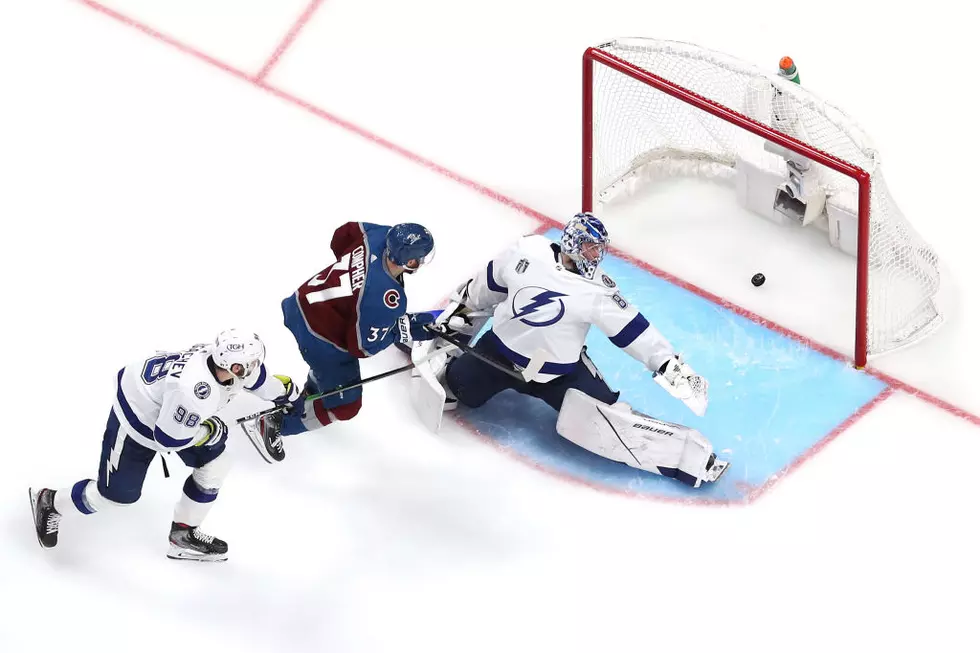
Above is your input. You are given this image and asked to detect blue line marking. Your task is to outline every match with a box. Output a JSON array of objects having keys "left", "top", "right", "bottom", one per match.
[{"left": 457, "top": 229, "right": 886, "bottom": 501}]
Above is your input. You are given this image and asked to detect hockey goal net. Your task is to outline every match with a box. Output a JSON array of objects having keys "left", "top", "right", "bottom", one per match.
[{"left": 583, "top": 38, "right": 941, "bottom": 367}]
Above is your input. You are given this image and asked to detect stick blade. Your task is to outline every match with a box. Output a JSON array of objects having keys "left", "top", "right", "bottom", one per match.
[
  {"left": 410, "top": 345, "right": 455, "bottom": 433},
  {"left": 520, "top": 349, "right": 549, "bottom": 382}
]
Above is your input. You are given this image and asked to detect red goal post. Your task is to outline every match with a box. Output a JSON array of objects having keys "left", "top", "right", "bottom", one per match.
[{"left": 582, "top": 39, "right": 942, "bottom": 369}]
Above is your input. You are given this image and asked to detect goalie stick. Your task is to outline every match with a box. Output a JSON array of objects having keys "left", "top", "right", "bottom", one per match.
[
  {"left": 424, "top": 325, "right": 548, "bottom": 383},
  {"left": 410, "top": 327, "right": 550, "bottom": 434}
]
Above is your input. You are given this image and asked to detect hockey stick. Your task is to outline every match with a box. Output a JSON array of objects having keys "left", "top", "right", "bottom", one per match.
[
  {"left": 425, "top": 326, "right": 548, "bottom": 383},
  {"left": 235, "top": 342, "right": 457, "bottom": 426}
]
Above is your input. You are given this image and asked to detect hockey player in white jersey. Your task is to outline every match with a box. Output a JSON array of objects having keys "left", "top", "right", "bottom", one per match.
[
  {"left": 422, "top": 213, "right": 728, "bottom": 487},
  {"left": 28, "top": 329, "right": 300, "bottom": 561}
]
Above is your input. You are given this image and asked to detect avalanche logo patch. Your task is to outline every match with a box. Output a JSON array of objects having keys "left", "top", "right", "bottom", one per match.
[
  {"left": 384, "top": 289, "right": 401, "bottom": 309},
  {"left": 510, "top": 286, "right": 568, "bottom": 327},
  {"left": 194, "top": 382, "right": 211, "bottom": 400},
  {"left": 601, "top": 274, "right": 616, "bottom": 288}
]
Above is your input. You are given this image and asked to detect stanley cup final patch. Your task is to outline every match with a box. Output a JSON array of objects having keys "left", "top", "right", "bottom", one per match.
[{"left": 601, "top": 274, "right": 616, "bottom": 288}]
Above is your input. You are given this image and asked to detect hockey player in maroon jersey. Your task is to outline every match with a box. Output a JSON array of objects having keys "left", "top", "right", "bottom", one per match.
[{"left": 246, "top": 222, "right": 437, "bottom": 462}]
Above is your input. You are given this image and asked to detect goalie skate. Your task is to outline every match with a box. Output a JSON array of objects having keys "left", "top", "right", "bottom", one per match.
[{"left": 704, "top": 453, "right": 730, "bottom": 484}]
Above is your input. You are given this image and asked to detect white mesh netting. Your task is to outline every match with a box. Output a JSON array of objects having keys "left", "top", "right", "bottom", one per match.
[{"left": 589, "top": 38, "right": 941, "bottom": 360}]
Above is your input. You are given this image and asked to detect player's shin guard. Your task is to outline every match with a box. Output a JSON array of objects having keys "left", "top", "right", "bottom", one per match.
[{"left": 556, "top": 389, "right": 729, "bottom": 487}]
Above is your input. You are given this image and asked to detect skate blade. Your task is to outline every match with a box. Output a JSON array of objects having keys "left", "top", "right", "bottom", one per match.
[
  {"left": 239, "top": 421, "right": 276, "bottom": 465},
  {"left": 167, "top": 544, "right": 228, "bottom": 563},
  {"left": 27, "top": 487, "right": 49, "bottom": 550}
]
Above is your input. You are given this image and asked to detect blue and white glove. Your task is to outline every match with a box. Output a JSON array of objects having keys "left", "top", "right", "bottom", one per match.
[
  {"left": 195, "top": 416, "right": 228, "bottom": 448},
  {"left": 397, "top": 312, "right": 438, "bottom": 345}
]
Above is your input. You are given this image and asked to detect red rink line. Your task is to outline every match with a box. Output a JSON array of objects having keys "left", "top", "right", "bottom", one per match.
[
  {"left": 451, "top": 412, "right": 732, "bottom": 506},
  {"left": 255, "top": 0, "right": 325, "bottom": 82},
  {"left": 74, "top": 0, "right": 554, "bottom": 228},
  {"left": 744, "top": 386, "right": 895, "bottom": 503},
  {"left": 73, "top": 0, "right": 980, "bottom": 439},
  {"left": 455, "top": 385, "right": 893, "bottom": 506}
]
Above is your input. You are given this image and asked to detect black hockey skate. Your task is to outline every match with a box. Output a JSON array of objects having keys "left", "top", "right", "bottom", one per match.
[
  {"left": 241, "top": 409, "right": 285, "bottom": 463},
  {"left": 167, "top": 522, "right": 228, "bottom": 562},
  {"left": 28, "top": 487, "right": 62, "bottom": 549}
]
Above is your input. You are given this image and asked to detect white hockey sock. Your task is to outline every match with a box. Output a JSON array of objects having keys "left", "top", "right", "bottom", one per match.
[
  {"left": 173, "top": 479, "right": 217, "bottom": 527},
  {"left": 54, "top": 480, "right": 115, "bottom": 515},
  {"left": 172, "top": 456, "right": 229, "bottom": 526}
]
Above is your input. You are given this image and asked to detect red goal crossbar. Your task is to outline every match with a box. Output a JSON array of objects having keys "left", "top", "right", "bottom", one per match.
[{"left": 582, "top": 47, "right": 872, "bottom": 368}]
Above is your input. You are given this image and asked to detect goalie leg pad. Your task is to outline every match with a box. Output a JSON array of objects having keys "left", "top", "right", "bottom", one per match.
[{"left": 556, "top": 389, "right": 720, "bottom": 487}]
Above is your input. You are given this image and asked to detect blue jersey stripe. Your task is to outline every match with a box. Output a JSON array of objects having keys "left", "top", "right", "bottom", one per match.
[
  {"left": 182, "top": 476, "right": 218, "bottom": 504},
  {"left": 246, "top": 364, "right": 267, "bottom": 391},
  {"left": 610, "top": 313, "right": 650, "bottom": 348},
  {"left": 154, "top": 426, "right": 193, "bottom": 449},
  {"left": 71, "top": 480, "right": 96, "bottom": 515},
  {"left": 488, "top": 331, "right": 577, "bottom": 376},
  {"left": 115, "top": 370, "right": 154, "bottom": 439},
  {"left": 487, "top": 261, "right": 507, "bottom": 294}
]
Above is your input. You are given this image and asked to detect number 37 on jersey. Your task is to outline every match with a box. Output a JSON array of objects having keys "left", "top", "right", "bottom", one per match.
[{"left": 304, "top": 245, "right": 368, "bottom": 305}]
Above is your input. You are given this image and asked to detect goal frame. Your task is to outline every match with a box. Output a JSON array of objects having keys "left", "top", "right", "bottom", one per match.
[{"left": 582, "top": 46, "right": 873, "bottom": 368}]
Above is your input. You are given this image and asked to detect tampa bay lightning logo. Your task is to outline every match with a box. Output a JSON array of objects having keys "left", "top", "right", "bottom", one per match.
[{"left": 510, "top": 286, "right": 568, "bottom": 327}]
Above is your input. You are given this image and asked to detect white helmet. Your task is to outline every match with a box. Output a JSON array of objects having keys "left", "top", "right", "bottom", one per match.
[{"left": 211, "top": 329, "right": 265, "bottom": 382}]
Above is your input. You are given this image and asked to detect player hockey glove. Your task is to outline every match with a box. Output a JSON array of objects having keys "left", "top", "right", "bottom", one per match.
[
  {"left": 397, "top": 312, "right": 438, "bottom": 345},
  {"left": 195, "top": 416, "right": 228, "bottom": 448},
  {"left": 272, "top": 374, "right": 302, "bottom": 406}
]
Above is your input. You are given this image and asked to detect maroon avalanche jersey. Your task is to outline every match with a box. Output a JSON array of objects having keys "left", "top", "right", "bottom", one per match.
[{"left": 293, "top": 222, "right": 408, "bottom": 358}]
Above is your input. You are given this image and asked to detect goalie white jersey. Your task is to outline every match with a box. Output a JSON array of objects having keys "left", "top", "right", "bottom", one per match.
[
  {"left": 115, "top": 344, "right": 287, "bottom": 452},
  {"left": 465, "top": 234, "right": 675, "bottom": 383}
]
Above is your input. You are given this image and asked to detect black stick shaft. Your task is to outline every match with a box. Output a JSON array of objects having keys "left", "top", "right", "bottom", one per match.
[
  {"left": 427, "top": 328, "right": 527, "bottom": 382},
  {"left": 235, "top": 345, "right": 446, "bottom": 425}
]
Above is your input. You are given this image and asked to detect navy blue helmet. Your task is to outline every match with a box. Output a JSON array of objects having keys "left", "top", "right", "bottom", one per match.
[{"left": 385, "top": 223, "right": 435, "bottom": 270}]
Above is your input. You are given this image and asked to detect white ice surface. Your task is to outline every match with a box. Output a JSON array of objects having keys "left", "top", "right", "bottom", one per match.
[{"left": 1, "top": 1, "right": 978, "bottom": 652}]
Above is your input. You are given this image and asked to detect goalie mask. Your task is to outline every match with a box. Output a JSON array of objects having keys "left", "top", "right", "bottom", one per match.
[
  {"left": 211, "top": 329, "right": 265, "bottom": 384},
  {"left": 560, "top": 212, "right": 610, "bottom": 280}
]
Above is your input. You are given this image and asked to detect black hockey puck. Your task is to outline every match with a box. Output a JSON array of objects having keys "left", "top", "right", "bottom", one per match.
[{"left": 751, "top": 273, "right": 766, "bottom": 287}]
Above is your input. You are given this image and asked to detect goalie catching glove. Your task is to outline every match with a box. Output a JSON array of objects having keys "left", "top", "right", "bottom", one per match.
[{"left": 654, "top": 355, "right": 709, "bottom": 417}]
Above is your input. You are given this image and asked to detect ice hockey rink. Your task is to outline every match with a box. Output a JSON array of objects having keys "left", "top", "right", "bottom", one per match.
[{"left": 2, "top": 0, "right": 978, "bottom": 651}]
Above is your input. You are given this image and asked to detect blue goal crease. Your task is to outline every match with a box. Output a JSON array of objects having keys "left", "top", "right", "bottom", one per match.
[{"left": 454, "top": 229, "right": 887, "bottom": 502}]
